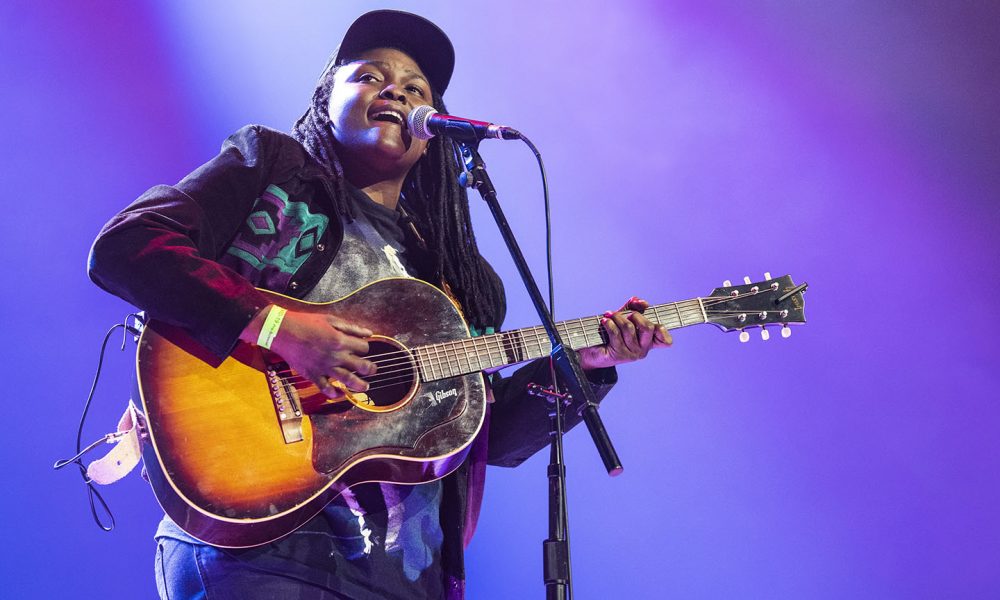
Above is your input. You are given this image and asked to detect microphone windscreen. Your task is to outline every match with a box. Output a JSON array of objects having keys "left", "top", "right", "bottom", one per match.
[{"left": 408, "top": 105, "right": 438, "bottom": 140}]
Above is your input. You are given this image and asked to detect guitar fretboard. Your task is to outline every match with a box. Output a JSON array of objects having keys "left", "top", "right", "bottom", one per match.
[{"left": 414, "top": 298, "right": 707, "bottom": 381}]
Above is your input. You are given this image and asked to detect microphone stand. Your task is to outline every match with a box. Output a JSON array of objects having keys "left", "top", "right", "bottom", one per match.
[{"left": 457, "top": 140, "right": 624, "bottom": 600}]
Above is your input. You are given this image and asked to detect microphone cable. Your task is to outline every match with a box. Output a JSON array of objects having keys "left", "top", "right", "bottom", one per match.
[{"left": 516, "top": 133, "right": 556, "bottom": 319}]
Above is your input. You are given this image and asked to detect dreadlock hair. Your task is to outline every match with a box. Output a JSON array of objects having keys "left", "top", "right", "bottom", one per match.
[{"left": 291, "top": 57, "right": 506, "bottom": 332}]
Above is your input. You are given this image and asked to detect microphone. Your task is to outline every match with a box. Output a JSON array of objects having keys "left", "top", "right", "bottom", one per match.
[{"left": 408, "top": 105, "right": 520, "bottom": 141}]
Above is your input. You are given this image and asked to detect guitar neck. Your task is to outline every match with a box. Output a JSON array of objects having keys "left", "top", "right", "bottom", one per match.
[{"left": 415, "top": 298, "right": 707, "bottom": 381}]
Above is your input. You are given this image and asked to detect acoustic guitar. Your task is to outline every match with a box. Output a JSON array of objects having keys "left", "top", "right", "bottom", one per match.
[{"left": 135, "top": 274, "right": 807, "bottom": 547}]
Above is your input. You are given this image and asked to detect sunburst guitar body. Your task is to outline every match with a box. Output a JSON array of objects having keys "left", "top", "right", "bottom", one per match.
[{"left": 137, "top": 278, "right": 485, "bottom": 548}]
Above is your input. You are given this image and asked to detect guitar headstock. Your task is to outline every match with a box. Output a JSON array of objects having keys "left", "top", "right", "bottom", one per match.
[{"left": 704, "top": 273, "right": 807, "bottom": 341}]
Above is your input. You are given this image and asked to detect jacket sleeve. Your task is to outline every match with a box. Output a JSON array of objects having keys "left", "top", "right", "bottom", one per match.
[
  {"left": 88, "top": 125, "right": 278, "bottom": 358},
  {"left": 486, "top": 360, "right": 617, "bottom": 467}
]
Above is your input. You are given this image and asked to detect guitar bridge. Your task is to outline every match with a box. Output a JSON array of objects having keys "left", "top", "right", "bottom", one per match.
[{"left": 265, "top": 361, "right": 304, "bottom": 444}]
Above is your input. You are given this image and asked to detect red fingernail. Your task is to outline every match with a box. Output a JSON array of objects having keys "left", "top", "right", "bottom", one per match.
[{"left": 604, "top": 311, "right": 614, "bottom": 318}]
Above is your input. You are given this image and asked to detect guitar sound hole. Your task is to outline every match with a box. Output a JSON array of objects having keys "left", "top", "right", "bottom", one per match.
[{"left": 362, "top": 337, "right": 417, "bottom": 410}]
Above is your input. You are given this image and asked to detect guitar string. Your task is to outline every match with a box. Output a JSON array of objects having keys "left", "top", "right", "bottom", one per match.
[
  {"left": 273, "top": 307, "right": 778, "bottom": 389},
  {"left": 271, "top": 297, "right": 723, "bottom": 378},
  {"left": 278, "top": 319, "right": 789, "bottom": 393},
  {"left": 268, "top": 294, "right": 775, "bottom": 387},
  {"left": 271, "top": 291, "right": 766, "bottom": 385},
  {"left": 270, "top": 303, "right": 768, "bottom": 390},
  {"left": 271, "top": 305, "right": 710, "bottom": 385}
]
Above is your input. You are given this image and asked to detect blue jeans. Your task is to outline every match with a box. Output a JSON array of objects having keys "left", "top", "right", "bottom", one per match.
[
  {"left": 155, "top": 536, "right": 362, "bottom": 600},
  {"left": 154, "top": 531, "right": 449, "bottom": 599},
  {"left": 152, "top": 481, "right": 448, "bottom": 599}
]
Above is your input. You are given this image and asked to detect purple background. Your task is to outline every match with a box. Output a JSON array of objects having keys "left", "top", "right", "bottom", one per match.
[{"left": 4, "top": 1, "right": 998, "bottom": 597}]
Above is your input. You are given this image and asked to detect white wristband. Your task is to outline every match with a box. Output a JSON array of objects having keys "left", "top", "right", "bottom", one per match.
[{"left": 256, "top": 305, "right": 287, "bottom": 350}]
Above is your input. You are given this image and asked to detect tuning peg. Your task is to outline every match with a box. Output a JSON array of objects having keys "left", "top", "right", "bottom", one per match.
[
  {"left": 760, "top": 328, "right": 770, "bottom": 341},
  {"left": 781, "top": 325, "right": 792, "bottom": 338},
  {"left": 743, "top": 276, "right": 752, "bottom": 284},
  {"left": 764, "top": 272, "right": 772, "bottom": 280},
  {"left": 723, "top": 279, "right": 732, "bottom": 287},
  {"left": 739, "top": 331, "right": 750, "bottom": 343}
]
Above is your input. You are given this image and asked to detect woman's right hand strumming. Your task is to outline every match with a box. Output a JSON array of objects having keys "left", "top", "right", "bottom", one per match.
[{"left": 240, "top": 306, "right": 376, "bottom": 399}]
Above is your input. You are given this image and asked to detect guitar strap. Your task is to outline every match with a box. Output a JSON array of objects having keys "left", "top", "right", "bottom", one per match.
[
  {"left": 86, "top": 400, "right": 148, "bottom": 485},
  {"left": 398, "top": 201, "right": 468, "bottom": 322},
  {"left": 437, "top": 278, "right": 467, "bottom": 321}
]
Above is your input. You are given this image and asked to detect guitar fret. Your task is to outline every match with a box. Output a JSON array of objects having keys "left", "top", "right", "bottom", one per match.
[
  {"left": 560, "top": 321, "right": 575, "bottom": 351},
  {"left": 447, "top": 341, "right": 460, "bottom": 378},
  {"left": 672, "top": 302, "right": 684, "bottom": 328},
  {"left": 502, "top": 332, "right": 515, "bottom": 364},
  {"left": 576, "top": 318, "right": 589, "bottom": 348},
  {"left": 456, "top": 341, "right": 467, "bottom": 376},
  {"left": 523, "top": 329, "right": 534, "bottom": 359},
  {"left": 564, "top": 322, "right": 579, "bottom": 348},
  {"left": 429, "top": 343, "right": 441, "bottom": 380},
  {"left": 439, "top": 342, "right": 451, "bottom": 378},
  {"left": 534, "top": 327, "right": 547, "bottom": 359},
  {"left": 480, "top": 335, "right": 502, "bottom": 369},
  {"left": 471, "top": 336, "right": 485, "bottom": 372},
  {"left": 577, "top": 320, "right": 591, "bottom": 348},
  {"left": 650, "top": 305, "right": 665, "bottom": 329},
  {"left": 512, "top": 331, "right": 527, "bottom": 363},
  {"left": 461, "top": 339, "right": 474, "bottom": 375},
  {"left": 449, "top": 341, "right": 460, "bottom": 376},
  {"left": 453, "top": 341, "right": 461, "bottom": 374},
  {"left": 492, "top": 333, "right": 506, "bottom": 368},
  {"left": 569, "top": 319, "right": 583, "bottom": 350},
  {"left": 418, "top": 345, "right": 429, "bottom": 380},
  {"left": 441, "top": 343, "right": 451, "bottom": 377},
  {"left": 420, "top": 345, "right": 432, "bottom": 380},
  {"left": 435, "top": 342, "right": 448, "bottom": 379},
  {"left": 414, "top": 346, "right": 427, "bottom": 380}
]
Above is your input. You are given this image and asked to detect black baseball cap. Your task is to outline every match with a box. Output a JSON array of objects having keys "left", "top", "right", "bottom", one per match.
[{"left": 333, "top": 10, "right": 455, "bottom": 96}]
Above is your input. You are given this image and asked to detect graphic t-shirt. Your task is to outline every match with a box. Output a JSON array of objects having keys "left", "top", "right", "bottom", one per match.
[{"left": 301, "top": 186, "right": 445, "bottom": 598}]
